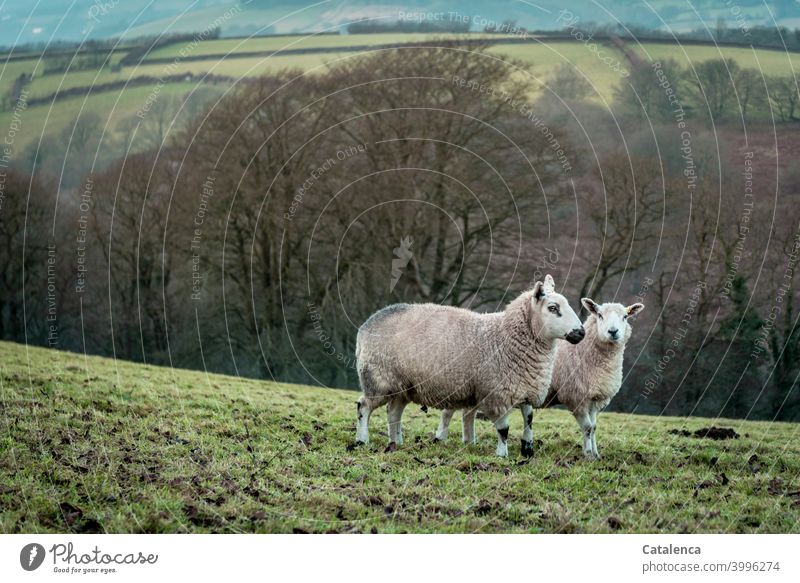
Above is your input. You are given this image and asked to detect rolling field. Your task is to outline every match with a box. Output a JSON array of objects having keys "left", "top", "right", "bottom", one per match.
[
  {"left": 0, "top": 340, "right": 798, "bottom": 533},
  {"left": 488, "top": 41, "right": 630, "bottom": 101},
  {"left": 0, "top": 34, "right": 628, "bottom": 153},
  {"left": 1, "top": 35, "right": 798, "bottom": 158},
  {"left": 0, "top": 82, "right": 198, "bottom": 156},
  {"left": 144, "top": 32, "right": 521, "bottom": 60}
]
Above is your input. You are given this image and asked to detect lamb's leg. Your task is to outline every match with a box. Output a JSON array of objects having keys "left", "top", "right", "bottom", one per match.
[
  {"left": 520, "top": 404, "right": 534, "bottom": 458},
  {"left": 435, "top": 409, "right": 454, "bottom": 442},
  {"left": 387, "top": 399, "right": 408, "bottom": 446},
  {"left": 462, "top": 407, "right": 477, "bottom": 444},
  {"left": 355, "top": 396, "right": 373, "bottom": 444},
  {"left": 589, "top": 406, "right": 600, "bottom": 458},
  {"left": 493, "top": 413, "right": 510, "bottom": 458},
  {"left": 575, "top": 409, "right": 597, "bottom": 460}
]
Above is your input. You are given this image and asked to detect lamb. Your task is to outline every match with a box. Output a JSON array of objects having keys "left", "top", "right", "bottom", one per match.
[
  {"left": 354, "top": 274, "right": 585, "bottom": 457},
  {"left": 436, "top": 297, "right": 644, "bottom": 459}
]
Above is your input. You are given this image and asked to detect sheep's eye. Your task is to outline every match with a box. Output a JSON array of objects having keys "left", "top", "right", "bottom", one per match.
[
  {"left": 548, "top": 305, "right": 558, "bottom": 313},
  {"left": 597, "top": 313, "right": 603, "bottom": 320}
]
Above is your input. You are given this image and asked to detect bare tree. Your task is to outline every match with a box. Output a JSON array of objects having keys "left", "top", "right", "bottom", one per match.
[
  {"left": 766, "top": 75, "right": 800, "bottom": 122},
  {"left": 574, "top": 156, "right": 667, "bottom": 304},
  {"left": 686, "top": 58, "right": 739, "bottom": 121}
]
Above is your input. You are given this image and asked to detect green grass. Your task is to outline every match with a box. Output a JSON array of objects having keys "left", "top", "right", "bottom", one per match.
[
  {"left": 489, "top": 41, "right": 630, "bottom": 102},
  {"left": 1, "top": 340, "right": 798, "bottom": 533},
  {"left": 0, "top": 82, "right": 198, "bottom": 155},
  {"left": 129, "top": 52, "right": 357, "bottom": 77}
]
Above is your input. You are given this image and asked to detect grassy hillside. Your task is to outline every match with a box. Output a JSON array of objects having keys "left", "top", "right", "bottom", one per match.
[
  {"left": 488, "top": 41, "right": 630, "bottom": 100},
  {"left": 2, "top": 36, "right": 797, "bottom": 155},
  {"left": 0, "top": 340, "right": 797, "bottom": 533}
]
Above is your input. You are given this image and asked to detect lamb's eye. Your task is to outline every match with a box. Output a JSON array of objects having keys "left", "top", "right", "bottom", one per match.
[
  {"left": 548, "top": 305, "right": 558, "bottom": 313},
  {"left": 597, "top": 314, "right": 603, "bottom": 320}
]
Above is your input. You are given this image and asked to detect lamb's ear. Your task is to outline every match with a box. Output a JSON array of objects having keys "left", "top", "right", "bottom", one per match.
[
  {"left": 533, "top": 281, "right": 546, "bottom": 302},
  {"left": 626, "top": 303, "right": 644, "bottom": 317},
  {"left": 581, "top": 297, "right": 599, "bottom": 315},
  {"left": 543, "top": 274, "right": 555, "bottom": 294}
]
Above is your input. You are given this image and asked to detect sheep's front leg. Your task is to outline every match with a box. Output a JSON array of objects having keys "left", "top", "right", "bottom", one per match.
[
  {"left": 493, "top": 413, "right": 510, "bottom": 458},
  {"left": 435, "top": 409, "right": 454, "bottom": 441},
  {"left": 575, "top": 410, "right": 597, "bottom": 460},
  {"left": 355, "top": 397, "right": 373, "bottom": 444},
  {"left": 589, "top": 406, "right": 600, "bottom": 458},
  {"left": 520, "top": 404, "right": 534, "bottom": 458},
  {"left": 387, "top": 399, "right": 408, "bottom": 446},
  {"left": 462, "top": 407, "right": 477, "bottom": 444}
]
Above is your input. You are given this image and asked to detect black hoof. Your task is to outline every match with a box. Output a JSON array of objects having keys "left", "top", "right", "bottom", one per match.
[
  {"left": 384, "top": 442, "right": 397, "bottom": 453},
  {"left": 347, "top": 441, "right": 366, "bottom": 452},
  {"left": 520, "top": 439, "right": 534, "bottom": 458}
]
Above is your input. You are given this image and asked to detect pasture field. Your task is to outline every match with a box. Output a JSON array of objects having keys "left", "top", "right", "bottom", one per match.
[
  {"left": 0, "top": 82, "right": 198, "bottom": 154},
  {"left": 14, "top": 54, "right": 347, "bottom": 101},
  {"left": 1, "top": 36, "right": 798, "bottom": 168},
  {"left": 0, "top": 340, "right": 797, "bottom": 533},
  {"left": 144, "top": 32, "right": 520, "bottom": 60},
  {"left": 488, "top": 41, "right": 630, "bottom": 101},
  {"left": 0, "top": 35, "right": 628, "bottom": 152}
]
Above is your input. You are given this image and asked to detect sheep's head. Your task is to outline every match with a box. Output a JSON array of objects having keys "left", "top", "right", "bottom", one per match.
[
  {"left": 531, "top": 275, "right": 584, "bottom": 344},
  {"left": 581, "top": 298, "right": 644, "bottom": 345}
]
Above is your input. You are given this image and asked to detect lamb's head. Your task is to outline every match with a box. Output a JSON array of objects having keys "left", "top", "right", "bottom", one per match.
[
  {"left": 531, "top": 275, "right": 584, "bottom": 344},
  {"left": 581, "top": 298, "right": 644, "bottom": 345}
]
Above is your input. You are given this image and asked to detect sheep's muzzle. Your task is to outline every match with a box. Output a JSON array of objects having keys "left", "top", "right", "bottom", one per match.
[{"left": 565, "top": 327, "right": 585, "bottom": 344}]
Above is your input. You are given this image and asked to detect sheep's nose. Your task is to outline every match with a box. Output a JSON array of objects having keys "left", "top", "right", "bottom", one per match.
[
  {"left": 608, "top": 328, "right": 619, "bottom": 339},
  {"left": 565, "top": 327, "right": 585, "bottom": 344}
]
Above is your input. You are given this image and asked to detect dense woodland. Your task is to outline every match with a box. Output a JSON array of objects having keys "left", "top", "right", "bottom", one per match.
[{"left": 2, "top": 42, "right": 799, "bottom": 421}]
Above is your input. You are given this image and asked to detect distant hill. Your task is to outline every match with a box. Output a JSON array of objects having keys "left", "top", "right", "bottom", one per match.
[{"left": 2, "top": 0, "right": 800, "bottom": 47}]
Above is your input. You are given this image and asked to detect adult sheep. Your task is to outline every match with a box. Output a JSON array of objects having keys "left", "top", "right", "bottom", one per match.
[
  {"left": 437, "top": 298, "right": 644, "bottom": 459},
  {"left": 354, "top": 275, "right": 585, "bottom": 457}
]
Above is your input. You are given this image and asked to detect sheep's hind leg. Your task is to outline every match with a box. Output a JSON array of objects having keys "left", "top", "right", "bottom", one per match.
[
  {"left": 520, "top": 404, "right": 535, "bottom": 458},
  {"left": 493, "top": 413, "right": 510, "bottom": 458},
  {"left": 387, "top": 399, "right": 408, "bottom": 446},
  {"left": 576, "top": 409, "right": 598, "bottom": 460},
  {"left": 435, "top": 409, "right": 454, "bottom": 442},
  {"left": 462, "top": 407, "right": 477, "bottom": 444}
]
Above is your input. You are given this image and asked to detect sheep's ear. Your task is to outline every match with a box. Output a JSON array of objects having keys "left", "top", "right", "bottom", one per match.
[
  {"left": 533, "top": 281, "right": 546, "bottom": 302},
  {"left": 626, "top": 303, "right": 644, "bottom": 317},
  {"left": 543, "top": 274, "right": 555, "bottom": 294},
  {"left": 581, "top": 297, "right": 599, "bottom": 315}
]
